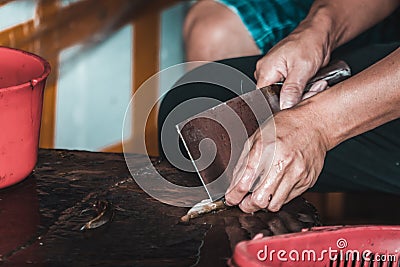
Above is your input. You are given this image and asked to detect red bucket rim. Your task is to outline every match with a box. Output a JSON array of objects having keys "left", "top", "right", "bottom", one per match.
[{"left": 0, "top": 46, "right": 51, "bottom": 92}]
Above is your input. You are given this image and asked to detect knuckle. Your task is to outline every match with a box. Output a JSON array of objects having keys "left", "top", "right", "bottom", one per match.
[
  {"left": 274, "top": 135, "right": 285, "bottom": 145},
  {"left": 253, "top": 131, "right": 264, "bottom": 142},
  {"left": 257, "top": 75, "right": 268, "bottom": 87},
  {"left": 256, "top": 59, "right": 264, "bottom": 70},
  {"left": 303, "top": 174, "right": 313, "bottom": 185},
  {"left": 245, "top": 156, "right": 260, "bottom": 172},
  {"left": 290, "top": 156, "right": 306, "bottom": 177},
  {"left": 292, "top": 163, "right": 305, "bottom": 177},
  {"left": 236, "top": 182, "right": 250, "bottom": 194},
  {"left": 249, "top": 143, "right": 262, "bottom": 162},
  {"left": 293, "top": 168, "right": 307, "bottom": 184}
]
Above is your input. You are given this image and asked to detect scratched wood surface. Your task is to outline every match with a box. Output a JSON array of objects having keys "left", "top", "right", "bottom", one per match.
[
  {"left": 0, "top": 149, "right": 323, "bottom": 266},
  {"left": 1, "top": 150, "right": 399, "bottom": 266}
]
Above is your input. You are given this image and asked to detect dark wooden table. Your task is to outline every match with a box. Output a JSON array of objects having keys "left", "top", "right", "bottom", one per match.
[{"left": 0, "top": 149, "right": 398, "bottom": 266}]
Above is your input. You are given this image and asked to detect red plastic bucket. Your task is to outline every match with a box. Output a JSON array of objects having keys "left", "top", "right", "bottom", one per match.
[{"left": 0, "top": 47, "right": 51, "bottom": 189}]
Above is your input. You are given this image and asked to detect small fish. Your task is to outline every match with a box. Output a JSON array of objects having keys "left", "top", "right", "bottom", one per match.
[
  {"left": 80, "top": 200, "right": 114, "bottom": 231},
  {"left": 180, "top": 198, "right": 228, "bottom": 223}
]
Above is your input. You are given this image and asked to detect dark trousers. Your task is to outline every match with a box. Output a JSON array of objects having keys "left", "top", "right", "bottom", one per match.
[{"left": 158, "top": 43, "right": 400, "bottom": 194}]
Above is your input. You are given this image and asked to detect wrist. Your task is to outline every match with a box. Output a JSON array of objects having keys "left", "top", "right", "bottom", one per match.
[
  {"left": 292, "top": 99, "right": 333, "bottom": 151},
  {"left": 299, "top": 3, "right": 341, "bottom": 59},
  {"left": 292, "top": 7, "right": 336, "bottom": 65}
]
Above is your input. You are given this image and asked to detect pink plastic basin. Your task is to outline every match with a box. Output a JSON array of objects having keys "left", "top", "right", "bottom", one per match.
[
  {"left": 0, "top": 47, "right": 51, "bottom": 189},
  {"left": 230, "top": 225, "right": 400, "bottom": 267}
]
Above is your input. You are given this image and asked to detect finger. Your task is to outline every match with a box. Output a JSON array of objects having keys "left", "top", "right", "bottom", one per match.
[
  {"left": 227, "top": 137, "right": 254, "bottom": 198},
  {"left": 237, "top": 194, "right": 257, "bottom": 213},
  {"left": 231, "top": 135, "right": 255, "bottom": 186},
  {"left": 280, "top": 66, "right": 311, "bottom": 109},
  {"left": 227, "top": 154, "right": 246, "bottom": 196},
  {"left": 255, "top": 59, "right": 285, "bottom": 89},
  {"left": 256, "top": 70, "right": 284, "bottom": 89},
  {"left": 226, "top": 161, "right": 257, "bottom": 206},
  {"left": 267, "top": 177, "right": 296, "bottom": 212},
  {"left": 225, "top": 139, "right": 264, "bottom": 206},
  {"left": 227, "top": 120, "right": 275, "bottom": 207},
  {"left": 226, "top": 126, "right": 276, "bottom": 207},
  {"left": 302, "top": 80, "right": 328, "bottom": 100},
  {"left": 238, "top": 160, "right": 284, "bottom": 213},
  {"left": 245, "top": 156, "right": 293, "bottom": 212}
]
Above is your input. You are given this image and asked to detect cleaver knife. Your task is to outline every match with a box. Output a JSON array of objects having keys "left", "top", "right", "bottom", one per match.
[{"left": 176, "top": 60, "right": 351, "bottom": 202}]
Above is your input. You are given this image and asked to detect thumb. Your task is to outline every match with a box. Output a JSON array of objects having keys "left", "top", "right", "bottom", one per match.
[{"left": 279, "top": 67, "right": 310, "bottom": 109}]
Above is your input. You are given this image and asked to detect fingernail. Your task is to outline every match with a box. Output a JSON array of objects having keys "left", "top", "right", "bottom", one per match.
[
  {"left": 309, "top": 80, "right": 328, "bottom": 92},
  {"left": 252, "top": 233, "right": 264, "bottom": 240},
  {"left": 224, "top": 195, "right": 233, "bottom": 206},
  {"left": 281, "top": 101, "right": 293, "bottom": 110}
]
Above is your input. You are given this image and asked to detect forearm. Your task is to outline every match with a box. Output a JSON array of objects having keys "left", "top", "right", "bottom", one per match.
[
  {"left": 299, "top": 48, "right": 400, "bottom": 150},
  {"left": 256, "top": 0, "right": 399, "bottom": 108},
  {"left": 299, "top": 0, "right": 400, "bottom": 54}
]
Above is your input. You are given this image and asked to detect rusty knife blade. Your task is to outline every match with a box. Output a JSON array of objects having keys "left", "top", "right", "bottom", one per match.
[{"left": 176, "top": 85, "right": 280, "bottom": 201}]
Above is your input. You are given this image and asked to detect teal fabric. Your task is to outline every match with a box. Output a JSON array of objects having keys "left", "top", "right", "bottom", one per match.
[
  {"left": 216, "top": 0, "right": 313, "bottom": 53},
  {"left": 216, "top": 0, "right": 400, "bottom": 54}
]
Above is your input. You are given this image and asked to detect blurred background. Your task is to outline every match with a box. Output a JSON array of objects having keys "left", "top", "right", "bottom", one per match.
[{"left": 0, "top": 0, "right": 190, "bottom": 155}]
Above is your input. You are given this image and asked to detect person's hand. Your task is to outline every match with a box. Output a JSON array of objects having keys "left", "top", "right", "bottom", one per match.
[
  {"left": 255, "top": 23, "right": 332, "bottom": 109},
  {"left": 225, "top": 106, "right": 329, "bottom": 213}
]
